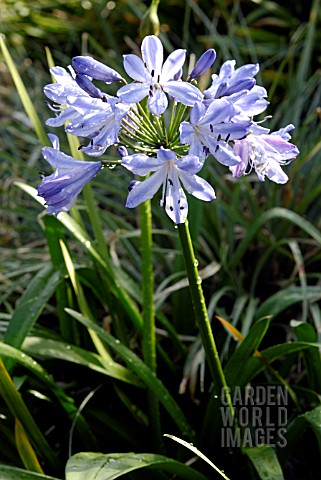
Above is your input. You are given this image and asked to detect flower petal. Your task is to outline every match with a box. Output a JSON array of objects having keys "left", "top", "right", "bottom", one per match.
[
  {"left": 164, "top": 81, "right": 202, "bottom": 106},
  {"left": 125, "top": 167, "right": 165, "bottom": 208},
  {"left": 179, "top": 170, "right": 216, "bottom": 201},
  {"left": 123, "top": 54, "right": 149, "bottom": 82},
  {"left": 148, "top": 88, "right": 168, "bottom": 116},
  {"left": 212, "top": 142, "right": 242, "bottom": 166},
  {"left": 165, "top": 163, "right": 188, "bottom": 224},
  {"left": 161, "top": 49, "right": 186, "bottom": 82},
  {"left": 117, "top": 83, "right": 150, "bottom": 104},
  {"left": 122, "top": 153, "right": 165, "bottom": 175},
  {"left": 141, "top": 35, "right": 163, "bottom": 77}
]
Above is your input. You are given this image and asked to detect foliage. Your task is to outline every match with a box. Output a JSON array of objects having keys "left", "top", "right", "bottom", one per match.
[{"left": 1, "top": 1, "right": 321, "bottom": 479}]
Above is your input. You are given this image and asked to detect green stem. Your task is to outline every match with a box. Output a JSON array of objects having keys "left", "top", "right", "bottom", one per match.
[
  {"left": 139, "top": 200, "right": 163, "bottom": 450},
  {"left": 0, "top": 357, "right": 61, "bottom": 473},
  {"left": 178, "top": 220, "right": 234, "bottom": 417}
]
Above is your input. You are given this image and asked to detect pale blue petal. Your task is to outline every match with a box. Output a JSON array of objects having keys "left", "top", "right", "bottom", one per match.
[
  {"left": 46, "top": 108, "right": 81, "bottom": 127},
  {"left": 125, "top": 167, "right": 165, "bottom": 208},
  {"left": 265, "top": 160, "right": 289, "bottom": 184},
  {"left": 141, "top": 35, "right": 163, "bottom": 77},
  {"left": 157, "top": 147, "right": 176, "bottom": 163},
  {"left": 161, "top": 49, "right": 186, "bottom": 82},
  {"left": 176, "top": 155, "right": 204, "bottom": 174},
  {"left": 179, "top": 171, "right": 216, "bottom": 201},
  {"left": 118, "top": 83, "right": 150, "bottom": 103},
  {"left": 165, "top": 163, "right": 188, "bottom": 224},
  {"left": 122, "top": 153, "right": 165, "bottom": 175},
  {"left": 148, "top": 88, "right": 168, "bottom": 116},
  {"left": 211, "top": 142, "right": 242, "bottom": 166},
  {"left": 123, "top": 54, "right": 148, "bottom": 82},
  {"left": 190, "top": 102, "right": 206, "bottom": 125},
  {"left": 200, "top": 98, "right": 235, "bottom": 125},
  {"left": 179, "top": 121, "right": 195, "bottom": 145},
  {"left": 164, "top": 81, "right": 202, "bottom": 106}
]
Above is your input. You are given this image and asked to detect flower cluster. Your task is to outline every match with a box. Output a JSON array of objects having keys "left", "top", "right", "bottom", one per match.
[{"left": 38, "top": 35, "right": 299, "bottom": 222}]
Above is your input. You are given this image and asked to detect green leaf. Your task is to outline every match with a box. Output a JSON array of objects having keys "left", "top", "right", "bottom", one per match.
[
  {"left": 0, "top": 35, "right": 50, "bottom": 147},
  {"left": 65, "top": 308, "right": 194, "bottom": 439},
  {"left": 224, "top": 317, "right": 271, "bottom": 386},
  {"left": 293, "top": 322, "right": 321, "bottom": 393},
  {"left": 65, "top": 452, "right": 208, "bottom": 480},
  {"left": 237, "top": 341, "right": 314, "bottom": 386},
  {"left": 0, "top": 465, "right": 60, "bottom": 480},
  {"left": 15, "top": 420, "right": 44, "bottom": 474},
  {"left": 230, "top": 208, "right": 321, "bottom": 270},
  {"left": 164, "top": 434, "right": 231, "bottom": 479},
  {"left": 23, "top": 337, "right": 141, "bottom": 387},
  {"left": 3, "top": 264, "right": 62, "bottom": 370},
  {"left": 254, "top": 286, "right": 321, "bottom": 321},
  {"left": 0, "top": 342, "right": 99, "bottom": 452},
  {"left": 279, "top": 404, "right": 321, "bottom": 467},
  {"left": 243, "top": 444, "right": 284, "bottom": 480}
]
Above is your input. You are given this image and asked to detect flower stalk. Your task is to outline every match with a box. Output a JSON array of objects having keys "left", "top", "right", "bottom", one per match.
[{"left": 178, "top": 220, "right": 234, "bottom": 419}]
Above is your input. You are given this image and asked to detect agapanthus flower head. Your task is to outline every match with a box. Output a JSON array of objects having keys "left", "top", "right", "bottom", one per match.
[
  {"left": 40, "top": 36, "right": 299, "bottom": 223},
  {"left": 121, "top": 147, "right": 215, "bottom": 224},
  {"left": 37, "top": 135, "right": 101, "bottom": 216},
  {"left": 117, "top": 35, "right": 203, "bottom": 116},
  {"left": 230, "top": 124, "right": 299, "bottom": 183}
]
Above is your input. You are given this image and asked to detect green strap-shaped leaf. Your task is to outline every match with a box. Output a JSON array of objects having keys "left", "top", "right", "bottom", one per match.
[
  {"left": 243, "top": 444, "right": 284, "bottom": 480},
  {"left": 23, "top": 336, "right": 141, "bottom": 387},
  {"left": 65, "top": 308, "right": 195, "bottom": 439},
  {"left": 66, "top": 452, "right": 208, "bottom": 480},
  {"left": 0, "top": 464, "right": 61, "bottom": 480},
  {"left": 237, "top": 341, "right": 315, "bottom": 387},
  {"left": 224, "top": 317, "right": 271, "bottom": 386},
  {"left": 0, "top": 35, "right": 49, "bottom": 147},
  {"left": 230, "top": 207, "right": 321, "bottom": 270},
  {"left": 280, "top": 404, "right": 321, "bottom": 467},
  {"left": 3, "top": 264, "right": 62, "bottom": 370},
  {"left": 254, "top": 286, "right": 321, "bottom": 321}
]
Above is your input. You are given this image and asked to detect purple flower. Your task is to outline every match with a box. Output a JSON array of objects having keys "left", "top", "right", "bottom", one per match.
[
  {"left": 189, "top": 49, "right": 216, "bottom": 79},
  {"left": 121, "top": 147, "right": 215, "bottom": 224},
  {"left": 117, "top": 35, "right": 203, "bottom": 116},
  {"left": 230, "top": 124, "right": 299, "bottom": 183},
  {"left": 72, "top": 56, "right": 123, "bottom": 83},
  {"left": 180, "top": 99, "right": 250, "bottom": 165},
  {"left": 65, "top": 96, "right": 130, "bottom": 157},
  {"left": 37, "top": 135, "right": 101, "bottom": 215}
]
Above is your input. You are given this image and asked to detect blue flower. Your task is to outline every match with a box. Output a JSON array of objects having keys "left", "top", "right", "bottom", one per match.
[
  {"left": 204, "top": 60, "right": 259, "bottom": 99},
  {"left": 189, "top": 49, "right": 216, "bottom": 79},
  {"left": 72, "top": 56, "right": 123, "bottom": 83},
  {"left": 117, "top": 35, "right": 203, "bottom": 116},
  {"left": 37, "top": 135, "right": 101, "bottom": 215},
  {"left": 180, "top": 99, "right": 250, "bottom": 165},
  {"left": 44, "top": 67, "right": 87, "bottom": 127},
  {"left": 44, "top": 66, "right": 130, "bottom": 157},
  {"left": 229, "top": 124, "right": 299, "bottom": 183},
  {"left": 121, "top": 147, "right": 215, "bottom": 224},
  {"left": 65, "top": 96, "right": 130, "bottom": 157}
]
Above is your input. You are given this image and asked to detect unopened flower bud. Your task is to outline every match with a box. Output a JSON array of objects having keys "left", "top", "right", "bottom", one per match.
[
  {"left": 190, "top": 49, "right": 216, "bottom": 79},
  {"left": 117, "top": 146, "right": 128, "bottom": 158},
  {"left": 139, "top": 0, "right": 160, "bottom": 38},
  {"left": 128, "top": 180, "right": 140, "bottom": 192},
  {"left": 75, "top": 73, "right": 103, "bottom": 98},
  {"left": 72, "top": 56, "right": 122, "bottom": 83}
]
